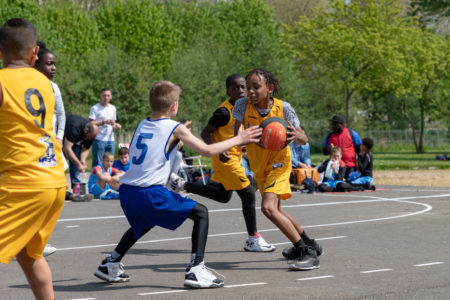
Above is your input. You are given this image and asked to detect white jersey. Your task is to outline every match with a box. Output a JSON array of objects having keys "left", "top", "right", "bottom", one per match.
[
  {"left": 89, "top": 102, "right": 117, "bottom": 141},
  {"left": 120, "top": 118, "right": 180, "bottom": 187}
]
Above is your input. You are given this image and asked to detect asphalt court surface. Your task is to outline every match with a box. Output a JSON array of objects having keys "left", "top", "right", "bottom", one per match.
[{"left": 2, "top": 185, "right": 450, "bottom": 300}]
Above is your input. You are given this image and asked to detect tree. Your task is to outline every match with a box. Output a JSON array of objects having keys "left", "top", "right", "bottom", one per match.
[{"left": 283, "top": 0, "right": 423, "bottom": 127}]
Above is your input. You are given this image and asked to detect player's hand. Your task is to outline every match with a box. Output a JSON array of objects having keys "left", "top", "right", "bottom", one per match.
[
  {"left": 286, "top": 121, "right": 296, "bottom": 144},
  {"left": 238, "top": 125, "right": 262, "bottom": 145},
  {"left": 77, "top": 162, "right": 86, "bottom": 173},
  {"left": 113, "top": 123, "right": 122, "bottom": 130},
  {"left": 219, "top": 151, "right": 230, "bottom": 162},
  {"left": 183, "top": 120, "right": 192, "bottom": 129}
]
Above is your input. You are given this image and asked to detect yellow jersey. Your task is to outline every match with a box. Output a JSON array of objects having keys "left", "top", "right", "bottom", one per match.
[
  {"left": 0, "top": 68, "right": 65, "bottom": 188},
  {"left": 210, "top": 99, "right": 249, "bottom": 190},
  {"left": 243, "top": 98, "right": 292, "bottom": 199}
]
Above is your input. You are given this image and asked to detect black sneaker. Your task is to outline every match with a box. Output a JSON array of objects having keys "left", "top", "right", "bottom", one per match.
[
  {"left": 282, "top": 239, "right": 323, "bottom": 259},
  {"left": 94, "top": 258, "right": 130, "bottom": 282},
  {"left": 288, "top": 247, "right": 320, "bottom": 271}
]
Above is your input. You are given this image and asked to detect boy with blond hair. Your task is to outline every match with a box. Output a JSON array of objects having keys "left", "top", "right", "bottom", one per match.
[
  {"left": 94, "top": 80, "right": 261, "bottom": 288},
  {"left": 0, "top": 18, "right": 66, "bottom": 299}
]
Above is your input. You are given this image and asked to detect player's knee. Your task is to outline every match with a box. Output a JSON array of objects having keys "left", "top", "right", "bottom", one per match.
[{"left": 191, "top": 203, "right": 209, "bottom": 220}]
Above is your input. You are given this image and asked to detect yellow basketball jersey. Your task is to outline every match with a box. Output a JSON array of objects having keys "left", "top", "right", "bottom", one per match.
[
  {"left": 243, "top": 98, "right": 292, "bottom": 199},
  {"left": 210, "top": 99, "right": 249, "bottom": 190},
  {"left": 0, "top": 68, "right": 65, "bottom": 188}
]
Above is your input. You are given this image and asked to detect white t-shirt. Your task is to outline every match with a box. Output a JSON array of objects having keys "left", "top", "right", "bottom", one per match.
[
  {"left": 120, "top": 118, "right": 180, "bottom": 187},
  {"left": 89, "top": 103, "right": 117, "bottom": 141}
]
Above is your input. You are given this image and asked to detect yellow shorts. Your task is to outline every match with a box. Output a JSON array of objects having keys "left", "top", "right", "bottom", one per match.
[
  {"left": 211, "top": 163, "right": 250, "bottom": 191},
  {"left": 256, "top": 167, "right": 292, "bottom": 200},
  {"left": 0, "top": 186, "right": 65, "bottom": 263}
]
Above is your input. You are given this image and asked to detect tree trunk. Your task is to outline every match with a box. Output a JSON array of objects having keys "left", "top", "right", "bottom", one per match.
[
  {"left": 345, "top": 88, "right": 353, "bottom": 127},
  {"left": 418, "top": 98, "right": 425, "bottom": 153}
]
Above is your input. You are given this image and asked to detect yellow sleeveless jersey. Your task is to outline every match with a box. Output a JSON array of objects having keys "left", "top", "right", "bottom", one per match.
[
  {"left": 243, "top": 98, "right": 292, "bottom": 199},
  {"left": 210, "top": 99, "right": 249, "bottom": 190},
  {"left": 0, "top": 68, "right": 65, "bottom": 188}
]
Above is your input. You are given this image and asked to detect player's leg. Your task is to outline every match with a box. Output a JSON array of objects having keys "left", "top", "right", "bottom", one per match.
[
  {"left": 69, "top": 145, "right": 81, "bottom": 188},
  {"left": 236, "top": 186, "right": 275, "bottom": 252},
  {"left": 184, "top": 203, "right": 224, "bottom": 288},
  {"left": 94, "top": 227, "right": 150, "bottom": 282},
  {"left": 16, "top": 249, "right": 54, "bottom": 300},
  {"left": 261, "top": 192, "right": 319, "bottom": 270},
  {"left": 278, "top": 205, "right": 323, "bottom": 258}
]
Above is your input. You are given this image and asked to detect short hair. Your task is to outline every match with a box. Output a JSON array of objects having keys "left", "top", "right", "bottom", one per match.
[
  {"left": 149, "top": 80, "right": 181, "bottom": 112},
  {"left": 118, "top": 147, "right": 129, "bottom": 156},
  {"left": 102, "top": 152, "right": 114, "bottom": 160},
  {"left": 35, "top": 41, "right": 53, "bottom": 66},
  {"left": 0, "top": 18, "right": 37, "bottom": 59},
  {"left": 331, "top": 146, "right": 342, "bottom": 155},
  {"left": 100, "top": 88, "right": 111, "bottom": 94},
  {"left": 362, "top": 137, "right": 374, "bottom": 150},
  {"left": 225, "top": 73, "right": 244, "bottom": 88},
  {"left": 246, "top": 68, "right": 281, "bottom": 96},
  {"left": 85, "top": 122, "right": 96, "bottom": 133}
]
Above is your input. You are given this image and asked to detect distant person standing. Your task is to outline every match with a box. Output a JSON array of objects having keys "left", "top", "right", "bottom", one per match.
[
  {"left": 89, "top": 88, "right": 121, "bottom": 169},
  {"left": 323, "top": 115, "right": 361, "bottom": 179}
]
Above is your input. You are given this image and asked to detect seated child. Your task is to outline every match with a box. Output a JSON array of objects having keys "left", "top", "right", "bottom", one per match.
[
  {"left": 113, "top": 146, "right": 130, "bottom": 172},
  {"left": 317, "top": 146, "right": 347, "bottom": 192},
  {"left": 88, "top": 152, "right": 124, "bottom": 198},
  {"left": 348, "top": 137, "right": 375, "bottom": 190}
]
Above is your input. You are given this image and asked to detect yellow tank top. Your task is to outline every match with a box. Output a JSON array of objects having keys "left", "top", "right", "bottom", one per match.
[
  {"left": 0, "top": 68, "right": 66, "bottom": 188},
  {"left": 211, "top": 99, "right": 243, "bottom": 162},
  {"left": 243, "top": 98, "right": 291, "bottom": 181}
]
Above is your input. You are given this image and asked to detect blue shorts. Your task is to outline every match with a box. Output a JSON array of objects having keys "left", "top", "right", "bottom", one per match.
[
  {"left": 350, "top": 176, "right": 373, "bottom": 185},
  {"left": 321, "top": 179, "right": 343, "bottom": 189},
  {"left": 89, "top": 183, "right": 111, "bottom": 197},
  {"left": 119, "top": 184, "right": 197, "bottom": 239}
]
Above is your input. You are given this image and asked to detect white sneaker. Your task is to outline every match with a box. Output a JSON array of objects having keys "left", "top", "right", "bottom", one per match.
[
  {"left": 243, "top": 234, "right": 276, "bottom": 252},
  {"left": 184, "top": 262, "right": 224, "bottom": 288},
  {"left": 43, "top": 244, "right": 57, "bottom": 257},
  {"left": 166, "top": 173, "right": 186, "bottom": 193},
  {"left": 94, "top": 258, "right": 130, "bottom": 282}
]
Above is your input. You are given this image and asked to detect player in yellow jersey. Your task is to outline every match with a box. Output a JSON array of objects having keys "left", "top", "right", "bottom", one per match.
[
  {"left": 168, "top": 74, "right": 275, "bottom": 252},
  {"left": 0, "top": 18, "right": 66, "bottom": 299},
  {"left": 232, "top": 69, "right": 323, "bottom": 271}
]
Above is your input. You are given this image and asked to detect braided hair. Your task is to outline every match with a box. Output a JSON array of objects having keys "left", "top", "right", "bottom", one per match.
[{"left": 245, "top": 68, "right": 281, "bottom": 96}]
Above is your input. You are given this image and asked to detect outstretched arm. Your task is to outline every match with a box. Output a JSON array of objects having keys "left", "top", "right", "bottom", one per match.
[{"left": 175, "top": 123, "right": 261, "bottom": 158}]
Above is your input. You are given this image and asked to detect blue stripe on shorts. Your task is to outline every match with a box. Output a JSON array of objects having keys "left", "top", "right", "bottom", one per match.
[{"left": 119, "top": 184, "right": 197, "bottom": 239}]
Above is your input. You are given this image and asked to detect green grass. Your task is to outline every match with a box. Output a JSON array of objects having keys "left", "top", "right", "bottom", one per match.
[{"left": 311, "top": 152, "right": 450, "bottom": 171}]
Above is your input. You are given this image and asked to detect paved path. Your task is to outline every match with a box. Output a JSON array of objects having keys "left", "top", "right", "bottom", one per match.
[{"left": 2, "top": 186, "right": 450, "bottom": 299}]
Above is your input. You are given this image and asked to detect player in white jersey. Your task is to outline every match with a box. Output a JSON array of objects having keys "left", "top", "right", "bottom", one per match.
[{"left": 93, "top": 80, "right": 261, "bottom": 289}]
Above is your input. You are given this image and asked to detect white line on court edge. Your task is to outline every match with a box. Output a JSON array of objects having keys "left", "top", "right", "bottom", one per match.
[
  {"left": 225, "top": 282, "right": 268, "bottom": 288},
  {"left": 67, "top": 298, "right": 96, "bottom": 300},
  {"left": 138, "top": 290, "right": 186, "bottom": 296},
  {"left": 272, "top": 235, "right": 347, "bottom": 246},
  {"left": 57, "top": 193, "right": 448, "bottom": 223},
  {"left": 360, "top": 269, "right": 392, "bottom": 274},
  {"left": 414, "top": 262, "right": 444, "bottom": 267},
  {"left": 296, "top": 275, "right": 334, "bottom": 281},
  {"left": 65, "top": 225, "right": 80, "bottom": 228}
]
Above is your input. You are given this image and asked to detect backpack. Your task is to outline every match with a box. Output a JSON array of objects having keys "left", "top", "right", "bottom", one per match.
[{"left": 290, "top": 167, "right": 319, "bottom": 185}]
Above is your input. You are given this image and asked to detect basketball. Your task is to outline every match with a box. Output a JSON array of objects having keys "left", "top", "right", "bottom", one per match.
[{"left": 259, "top": 117, "right": 289, "bottom": 151}]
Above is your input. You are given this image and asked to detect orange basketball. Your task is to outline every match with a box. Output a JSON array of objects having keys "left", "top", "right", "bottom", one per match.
[{"left": 260, "top": 117, "right": 289, "bottom": 151}]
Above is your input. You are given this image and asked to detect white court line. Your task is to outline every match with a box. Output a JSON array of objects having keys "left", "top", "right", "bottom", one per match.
[
  {"left": 296, "top": 275, "right": 334, "bottom": 281},
  {"left": 225, "top": 282, "right": 267, "bottom": 288},
  {"left": 57, "top": 193, "right": 448, "bottom": 223},
  {"left": 360, "top": 269, "right": 392, "bottom": 274},
  {"left": 138, "top": 290, "right": 186, "bottom": 296},
  {"left": 414, "top": 262, "right": 444, "bottom": 267},
  {"left": 56, "top": 196, "right": 435, "bottom": 251},
  {"left": 67, "top": 298, "right": 96, "bottom": 300},
  {"left": 272, "top": 235, "right": 347, "bottom": 246},
  {"left": 65, "top": 225, "right": 80, "bottom": 228}
]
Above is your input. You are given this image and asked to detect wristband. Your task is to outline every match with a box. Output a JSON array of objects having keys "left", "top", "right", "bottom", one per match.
[{"left": 102, "top": 120, "right": 105, "bottom": 126}]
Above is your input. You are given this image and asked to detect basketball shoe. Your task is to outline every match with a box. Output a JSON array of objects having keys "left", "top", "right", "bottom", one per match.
[
  {"left": 243, "top": 233, "right": 276, "bottom": 252},
  {"left": 94, "top": 258, "right": 130, "bottom": 282},
  {"left": 288, "top": 246, "right": 320, "bottom": 271},
  {"left": 184, "top": 262, "right": 224, "bottom": 288},
  {"left": 282, "top": 239, "right": 323, "bottom": 259},
  {"left": 167, "top": 173, "right": 186, "bottom": 193},
  {"left": 43, "top": 244, "right": 57, "bottom": 257}
]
